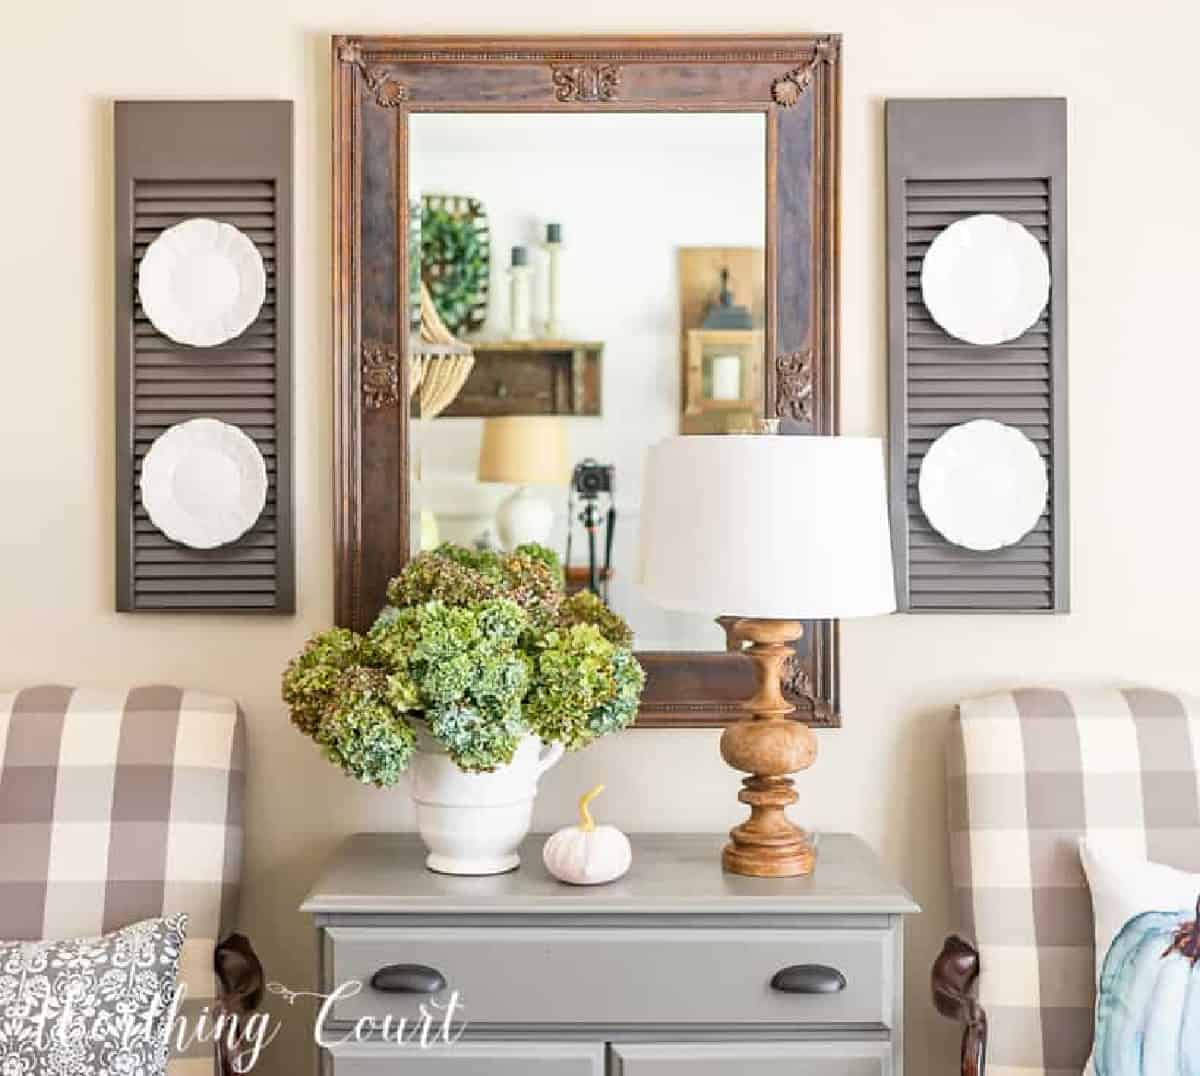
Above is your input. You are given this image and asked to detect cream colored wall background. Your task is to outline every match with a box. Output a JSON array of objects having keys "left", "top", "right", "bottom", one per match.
[{"left": 3, "top": 1, "right": 1199, "bottom": 1072}]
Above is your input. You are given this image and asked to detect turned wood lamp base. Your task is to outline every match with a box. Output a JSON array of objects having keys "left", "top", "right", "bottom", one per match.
[{"left": 719, "top": 618, "right": 817, "bottom": 878}]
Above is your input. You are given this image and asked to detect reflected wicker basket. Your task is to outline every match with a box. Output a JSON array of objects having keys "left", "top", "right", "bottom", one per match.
[{"left": 410, "top": 282, "right": 474, "bottom": 419}]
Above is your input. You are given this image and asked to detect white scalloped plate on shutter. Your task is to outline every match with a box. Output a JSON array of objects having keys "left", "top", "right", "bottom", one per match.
[
  {"left": 138, "top": 218, "right": 266, "bottom": 347},
  {"left": 140, "top": 418, "right": 268, "bottom": 549},
  {"left": 920, "top": 213, "right": 1050, "bottom": 346},
  {"left": 918, "top": 420, "right": 1048, "bottom": 551}
]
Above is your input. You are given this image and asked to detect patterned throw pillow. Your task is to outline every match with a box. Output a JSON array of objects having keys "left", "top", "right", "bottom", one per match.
[
  {"left": 0, "top": 913, "right": 188, "bottom": 1076},
  {"left": 1081, "top": 839, "right": 1200, "bottom": 1076}
]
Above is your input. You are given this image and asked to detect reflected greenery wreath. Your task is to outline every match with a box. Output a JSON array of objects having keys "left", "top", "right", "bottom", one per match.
[{"left": 421, "top": 201, "right": 489, "bottom": 335}]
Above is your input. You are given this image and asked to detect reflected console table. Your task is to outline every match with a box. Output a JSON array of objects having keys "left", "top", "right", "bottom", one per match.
[{"left": 303, "top": 833, "right": 918, "bottom": 1075}]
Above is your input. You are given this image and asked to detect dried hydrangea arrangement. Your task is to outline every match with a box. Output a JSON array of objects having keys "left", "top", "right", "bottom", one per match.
[{"left": 282, "top": 544, "right": 645, "bottom": 785}]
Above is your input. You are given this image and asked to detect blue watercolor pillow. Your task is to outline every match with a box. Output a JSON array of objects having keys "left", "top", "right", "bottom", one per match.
[{"left": 1081, "top": 839, "right": 1200, "bottom": 1076}]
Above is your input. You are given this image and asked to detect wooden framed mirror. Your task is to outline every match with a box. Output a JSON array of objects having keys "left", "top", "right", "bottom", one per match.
[{"left": 331, "top": 34, "right": 843, "bottom": 727}]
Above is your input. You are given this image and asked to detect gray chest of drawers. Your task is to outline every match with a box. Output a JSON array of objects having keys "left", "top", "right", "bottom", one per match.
[{"left": 303, "top": 833, "right": 918, "bottom": 1075}]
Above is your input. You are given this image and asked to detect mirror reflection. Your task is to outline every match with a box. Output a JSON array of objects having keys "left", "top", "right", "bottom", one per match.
[{"left": 408, "top": 113, "right": 766, "bottom": 650}]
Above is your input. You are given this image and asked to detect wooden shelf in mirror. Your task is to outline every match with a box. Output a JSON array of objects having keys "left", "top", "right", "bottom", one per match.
[{"left": 440, "top": 340, "right": 602, "bottom": 418}]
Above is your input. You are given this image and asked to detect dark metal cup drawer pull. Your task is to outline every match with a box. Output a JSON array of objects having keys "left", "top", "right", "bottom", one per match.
[
  {"left": 370, "top": 964, "right": 447, "bottom": 994},
  {"left": 770, "top": 964, "right": 847, "bottom": 994}
]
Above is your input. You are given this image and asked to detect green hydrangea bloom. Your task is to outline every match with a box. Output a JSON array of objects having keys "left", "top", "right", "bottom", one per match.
[
  {"left": 557, "top": 589, "right": 634, "bottom": 648},
  {"left": 369, "top": 599, "right": 532, "bottom": 772},
  {"left": 430, "top": 543, "right": 505, "bottom": 580},
  {"left": 386, "top": 552, "right": 501, "bottom": 609},
  {"left": 499, "top": 552, "right": 562, "bottom": 628},
  {"left": 386, "top": 546, "right": 562, "bottom": 627},
  {"left": 582, "top": 646, "right": 645, "bottom": 740},
  {"left": 426, "top": 702, "right": 525, "bottom": 773},
  {"left": 512, "top": 542, "right": 564, "bottom": 585},
  {"left": 281, "top": 627, "right": 378, "bottom": 737},
  {"left": 385, "top": 669, "right": 422, "bottom": 713},
  {"left": 524, "top": 624, "right": 643, "bottom": 749},
  {"left": 315, "top": 667, "right": 416, "bottom": 787}
]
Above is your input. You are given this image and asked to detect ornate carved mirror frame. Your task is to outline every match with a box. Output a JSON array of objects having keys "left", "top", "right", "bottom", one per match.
[{"left": 331, "top": 34, "right": 843, "bottom": 727}]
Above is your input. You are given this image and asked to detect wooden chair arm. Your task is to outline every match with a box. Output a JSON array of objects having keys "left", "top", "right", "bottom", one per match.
[
  {"left": 932, "top": 934, "right": 987, "bottom": 1076},
  {"left": 214, "top": 932, "right": 266, "bottom": 1076}
]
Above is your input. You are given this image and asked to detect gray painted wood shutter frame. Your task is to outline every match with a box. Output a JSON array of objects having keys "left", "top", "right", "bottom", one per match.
[
  {"left": 115, "top": 101, "right": 294, "bottom": 612},
  {"left": 886, "top": 98, "right": 1068, "bottom": 612}
]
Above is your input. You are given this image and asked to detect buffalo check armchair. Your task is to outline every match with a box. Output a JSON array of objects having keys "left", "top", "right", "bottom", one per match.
[
  {"left": 933, "top": 687, "right": 1200, "bottom": 1076},
  {"left": 0, "top": 685, "right": 263, "bottom": 1076}
]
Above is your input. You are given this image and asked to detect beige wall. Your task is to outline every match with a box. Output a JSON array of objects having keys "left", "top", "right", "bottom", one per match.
[{"left": 3, "top": 1, "right": 1199, "bottom": 1072}]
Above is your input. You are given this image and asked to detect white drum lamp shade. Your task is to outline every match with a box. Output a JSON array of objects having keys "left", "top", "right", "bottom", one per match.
[{"left": 638, "top": 435, "right": 896, "bottom": 620}]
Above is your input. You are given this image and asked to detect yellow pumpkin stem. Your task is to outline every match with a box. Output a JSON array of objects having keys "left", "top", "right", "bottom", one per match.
[{"left": 578, "top": 785, "right": 605, "bottom": 832}]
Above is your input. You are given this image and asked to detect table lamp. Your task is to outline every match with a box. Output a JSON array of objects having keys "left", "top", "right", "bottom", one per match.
[
  {"left": 638, "top": 433, "right": 896, "bottom": 877},
  {"left": 478, "top": 416, "right": 569, "bottom": 550}
]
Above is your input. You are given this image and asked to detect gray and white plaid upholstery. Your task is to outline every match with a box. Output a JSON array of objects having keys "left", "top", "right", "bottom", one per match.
[
  {"left": 0, "top": 685, "right": 246, "bottom": 1075},
  {"left": 947, "top": 686, "right": 1200, "bottom": 1076}
]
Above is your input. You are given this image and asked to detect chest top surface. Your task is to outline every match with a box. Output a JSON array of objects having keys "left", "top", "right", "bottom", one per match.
[{"left": 302, "top": 833, "right": 918, "bottom": 917}]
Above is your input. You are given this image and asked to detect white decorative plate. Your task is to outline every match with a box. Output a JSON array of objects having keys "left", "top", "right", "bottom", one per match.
[
  {"left": 140, "top": 419, "right": 268, "bottom": 549},
  {"left": 920, "top": 213, "right": 1050, "bottom": 346},
  {"left": 138, "top": 218, "right": 266, "bottom": 347},
  {"left": 918, "top": 420, "right": 1048, "bottom": 551}
]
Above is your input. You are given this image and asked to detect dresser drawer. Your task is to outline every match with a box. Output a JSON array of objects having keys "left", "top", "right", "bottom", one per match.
[
  {"left": 324, "top": 925, "right": 895, "bottom": 1028},
  {"left": 327, "top": 1041, "right": 603, "bottom": 1075},
  {"left": 611, "top": 1042, "right": 891, "bottom": 1075}
]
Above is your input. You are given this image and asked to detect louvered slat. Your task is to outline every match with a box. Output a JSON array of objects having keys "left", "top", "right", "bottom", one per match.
[{"left": 134, "top": 593, "right": 279, "bottom": 609}]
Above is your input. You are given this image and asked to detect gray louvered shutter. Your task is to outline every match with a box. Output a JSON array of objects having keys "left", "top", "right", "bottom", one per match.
[
  {"left": 116, "top": 102, "right": 293, "bottom": 612},
  {"left": 886, "top": 99, "right": 1068, "bottom": 613}
]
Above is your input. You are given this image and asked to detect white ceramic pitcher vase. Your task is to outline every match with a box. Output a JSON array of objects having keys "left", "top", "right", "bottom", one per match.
[{"left": 409, "top": 731, "right": 564, "bottom": 875}]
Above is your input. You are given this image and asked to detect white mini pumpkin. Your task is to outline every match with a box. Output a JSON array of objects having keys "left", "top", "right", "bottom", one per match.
[{"left": 543, "top": 785, "right": 632, "bottom": 885}]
